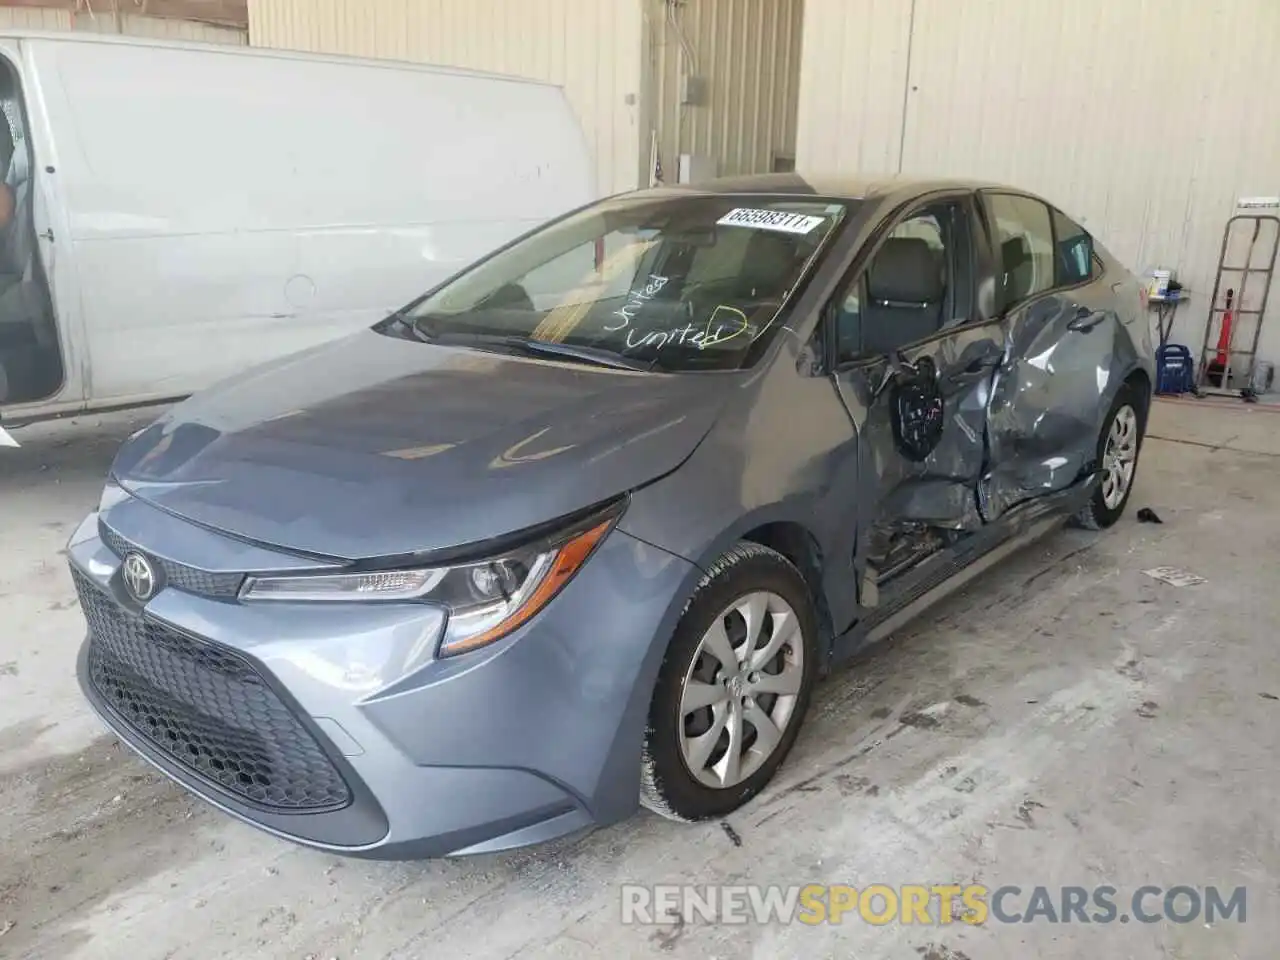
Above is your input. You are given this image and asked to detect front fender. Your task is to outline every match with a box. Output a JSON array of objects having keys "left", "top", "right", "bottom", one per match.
[
  {"left": 617, "top": 336, "right": 864, "bottom": 660},
  {"left": 620, "top": 463, "right": 855, "bottom": 669}
]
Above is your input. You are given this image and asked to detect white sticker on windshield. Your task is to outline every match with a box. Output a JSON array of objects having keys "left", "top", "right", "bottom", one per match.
[{"left": 717, "top": 208, "right": 826, "bottom": 234}]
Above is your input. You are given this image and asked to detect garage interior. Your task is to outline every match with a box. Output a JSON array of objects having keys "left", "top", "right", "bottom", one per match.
[
  {"left": 3, "top": 1, "right": 1280, "bottom": 958},
  {"left": 250, "top": 0, "right": 1280, "bottom": 371}
]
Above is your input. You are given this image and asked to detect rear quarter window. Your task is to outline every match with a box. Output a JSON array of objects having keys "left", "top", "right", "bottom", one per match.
[{"left": 1052, "top": 208, "right": 1096, "bottom": 286}]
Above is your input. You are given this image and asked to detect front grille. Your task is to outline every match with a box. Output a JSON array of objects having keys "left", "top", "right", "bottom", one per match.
[
  {"left": 75, "top": 568, "right": 351, "bottom": 812},
  {"left": 99, "top": 520, "right": 244, "bottom": 599}
]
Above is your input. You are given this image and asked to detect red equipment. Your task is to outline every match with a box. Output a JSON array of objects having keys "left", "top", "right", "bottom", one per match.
[{"left": 1215, "top": 287, "right": 1234, "bottom": 366}]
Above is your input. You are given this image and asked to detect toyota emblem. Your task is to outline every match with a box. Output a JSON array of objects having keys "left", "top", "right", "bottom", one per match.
[{"left": 122, "top": 552, "right": 157, "bottom": 603}]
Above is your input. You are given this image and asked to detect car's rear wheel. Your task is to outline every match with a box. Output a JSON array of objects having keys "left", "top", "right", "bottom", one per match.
[
  {"left": 1071, "top": 383, "right": 1145, "bottom": 530},
  {"left": 640, "top": 542, "right": 818, "bottom": 822}
]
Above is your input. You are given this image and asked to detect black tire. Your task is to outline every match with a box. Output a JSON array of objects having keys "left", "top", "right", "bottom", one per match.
[
  {"left": 639, "top": 542, "right": 819, "bottom": 822},
  {"left": 1070, "top": 382, "right": 1147, "bottom": 530}
]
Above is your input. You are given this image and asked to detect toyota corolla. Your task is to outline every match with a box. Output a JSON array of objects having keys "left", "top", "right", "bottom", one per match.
[{"left": 70, "top": 174, "right": 1154, "bottom": 858}]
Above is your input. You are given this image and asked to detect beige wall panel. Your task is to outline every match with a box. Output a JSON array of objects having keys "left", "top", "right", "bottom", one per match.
[
  {"left": 795, "top": 0, "right": 913, "bottom": 176},
  {"left": 72, "top": 12, "right": 247, "bottom": 44},
  {"left": 798, "top": 0, "right": 1280, "bottom": 362},
  {"left": 0, "top": 7, "right": 245, "bottom": 43},
  {"left": 249, "top": 0, "right": 644, "bottom": 195},
  {"left": 0, "top": 7, "right": 72, "bottom": 30}
]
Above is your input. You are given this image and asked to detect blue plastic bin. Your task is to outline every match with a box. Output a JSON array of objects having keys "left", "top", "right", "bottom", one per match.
[{"left": 1156, "top": 343, "right": 1195, "bottom": 395}]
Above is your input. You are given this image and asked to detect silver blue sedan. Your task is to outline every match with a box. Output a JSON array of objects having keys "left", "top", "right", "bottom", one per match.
[{"left": 70, "top": 174, "right": 1154, "bottom": 858}]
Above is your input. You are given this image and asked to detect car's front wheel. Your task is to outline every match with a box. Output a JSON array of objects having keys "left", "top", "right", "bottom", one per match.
[
  {"left": 640, "top": 542, "right": 818, "bottom": 822},
  {"left": 1072, "top": 383, "right": 1146, "bottom": 530}
]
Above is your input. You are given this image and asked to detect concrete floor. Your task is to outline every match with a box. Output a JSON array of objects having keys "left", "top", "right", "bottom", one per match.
[{"left": 2, "top": 398, "right": 1278, "bottom": 960}]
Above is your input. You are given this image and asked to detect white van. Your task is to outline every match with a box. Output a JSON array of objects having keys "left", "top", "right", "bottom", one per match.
[{"left": 0, "top": 30, "right": 594, "bottom": 438}]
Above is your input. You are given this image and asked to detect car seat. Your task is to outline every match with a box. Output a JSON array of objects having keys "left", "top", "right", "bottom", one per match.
[
  {"left": 1001, "top": 236, "right": 1034, "bottom": 306},
  {"left": 0, "top": 106, "right": 35, "bottom": 318},
  {"left": 860, "top": 237, "right": 945, "bottom": 356}
]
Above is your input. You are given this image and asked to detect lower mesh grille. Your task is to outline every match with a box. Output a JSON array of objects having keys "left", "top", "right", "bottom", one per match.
[{"left": 75, "top": 568, "right": 351, "bottom": 813}]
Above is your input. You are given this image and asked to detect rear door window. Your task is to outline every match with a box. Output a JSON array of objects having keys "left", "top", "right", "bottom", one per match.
[{"left": 982, "top": 192, "right": 1056, "bottom": 313}]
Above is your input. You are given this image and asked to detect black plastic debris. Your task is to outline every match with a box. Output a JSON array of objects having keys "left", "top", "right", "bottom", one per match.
[{"left": 1136, "top": 507, "right": 1163, "bottom": 524}]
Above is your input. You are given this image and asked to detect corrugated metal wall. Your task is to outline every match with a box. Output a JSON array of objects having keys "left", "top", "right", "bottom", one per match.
[
  {"left": 646, "top": 0, "right": 803, "bottom": 183},
  {"left": 248, "top": 0, "right": 644, "bottom": 196},
  {"left": 797, "top": 0, "right": 1280, "bottom": 364},
  {"left": 71, "top": 11, "right": 247, "bottom": 44},
  {"left": 794, "top": 0, "right": 912, "bottom": 176},
  {"left": 0, "top": 6, "right": 71, "bottom": 30},
  {"left": 0, "top": 6, "right": 246, "bottom": 44}
]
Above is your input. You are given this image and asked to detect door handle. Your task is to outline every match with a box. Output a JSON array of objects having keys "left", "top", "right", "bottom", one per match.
[
  {"left": 946, "top": 354, "right": 999, "bottom": 384},
  {"left": 1068, "top": 306, "right": 1106, "bottom": 333}
]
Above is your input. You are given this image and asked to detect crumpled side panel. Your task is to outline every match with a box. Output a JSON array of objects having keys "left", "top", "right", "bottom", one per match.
[{"left": 982, "top": 289, "right": 1143, "bottom": 521}]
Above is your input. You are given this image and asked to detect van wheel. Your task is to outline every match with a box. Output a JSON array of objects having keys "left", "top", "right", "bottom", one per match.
[
  {"left": 640, "top": 542, "right": 818, "bottom": 822},
  {"left": 1071, "top": 384, "right": 1145, "bottom": 530}
]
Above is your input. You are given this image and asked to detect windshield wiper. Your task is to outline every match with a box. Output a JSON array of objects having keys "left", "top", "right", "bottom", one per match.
[
  {"left": 497, "top": 337, "right": 650, "bottom": 371},
  {"left": 400, "top": 322, "right": 649, "bottom": 371}
]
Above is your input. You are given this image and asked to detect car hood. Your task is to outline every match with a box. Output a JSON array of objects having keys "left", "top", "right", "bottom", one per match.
[{"left": 111, "top": 330, "right": 733, "bottom": 560}]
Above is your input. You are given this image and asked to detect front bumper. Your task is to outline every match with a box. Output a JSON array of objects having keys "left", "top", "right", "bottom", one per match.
[{"left": 70, "top": 494, "right": 696, "bottom": 859}]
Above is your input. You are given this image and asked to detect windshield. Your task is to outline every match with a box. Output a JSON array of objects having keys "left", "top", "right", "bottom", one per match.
[{"left": 399, "top": 193, "right": 852, "bottom": 372}]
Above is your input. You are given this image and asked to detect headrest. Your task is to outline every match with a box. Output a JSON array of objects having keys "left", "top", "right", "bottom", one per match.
[
  {"left": 1001, "top": 236, "right": 1030, "bottom": 269},
  {"left": 867, "top": 237, "right": 943, "bottom": 304},
  {"left": 1001, "top": 236, "right": 1032, "bottom": 301}
]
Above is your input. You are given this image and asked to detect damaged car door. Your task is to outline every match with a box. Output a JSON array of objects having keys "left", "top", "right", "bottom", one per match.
[
  {"left": 828, "top": 192, "right": 1004, "bottom": 612},
  {"left": 977, "top": 192, "right": 1120, "bottom": 521}
]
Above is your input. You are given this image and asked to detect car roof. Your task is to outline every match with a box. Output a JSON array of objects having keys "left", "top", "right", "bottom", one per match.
[{"left": 635, "top": 171, "right": 1011, "bottom": 203}]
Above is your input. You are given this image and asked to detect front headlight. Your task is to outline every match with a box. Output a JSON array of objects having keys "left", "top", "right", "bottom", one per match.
[{"left": 240, "top": 506, "right": 619, "bottom": 657}]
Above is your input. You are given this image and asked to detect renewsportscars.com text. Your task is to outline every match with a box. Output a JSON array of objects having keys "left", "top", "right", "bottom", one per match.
[{"left": 620, "top": 883, "right": 1247, "bottom": 926}]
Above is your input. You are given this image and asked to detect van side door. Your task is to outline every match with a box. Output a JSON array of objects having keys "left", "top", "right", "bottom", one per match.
[{"left": 0, "top": 38, "right": 79, "bottom": 416}]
